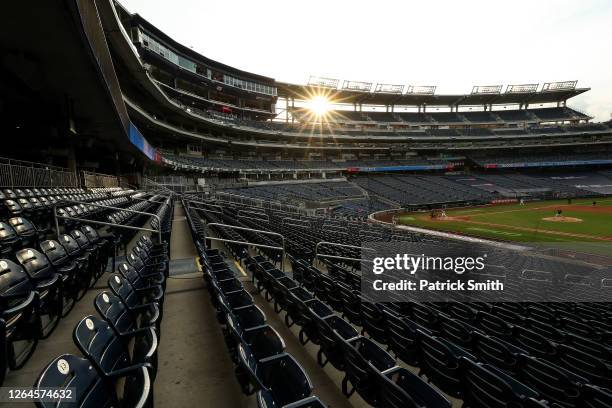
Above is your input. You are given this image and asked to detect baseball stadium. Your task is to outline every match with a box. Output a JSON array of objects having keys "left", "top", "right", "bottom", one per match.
[{"left": 1, "top": 1, "right": 612, "bottom": 407}]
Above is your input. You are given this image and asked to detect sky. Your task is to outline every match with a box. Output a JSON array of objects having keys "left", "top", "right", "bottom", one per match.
[{"left": 119, "top": 0, "right": 612, "bottom": 121}]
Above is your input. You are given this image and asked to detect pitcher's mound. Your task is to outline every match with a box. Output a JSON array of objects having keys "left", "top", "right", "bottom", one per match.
[{"left": 542, "top": 216, "right": 583, "bottom": 223}]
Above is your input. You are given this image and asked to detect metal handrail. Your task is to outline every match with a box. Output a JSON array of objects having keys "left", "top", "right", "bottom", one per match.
[
  {"left": 186, "top": 200, "right": 223, "bottom": 214},
  {"left": 238, "top": 210, "right": 269, "bottom": 222},
  {"left": 205, "top": 222, "right": 286, "bottom": 271},
  {"left": 315, "top": 241, "right": 374, "bottom": 263},
  {"left": 282, "top": 217, "right": 310, "bottom": 228},
  {"left": 53, "top": 200, "right": 162, "bottom": 241}
]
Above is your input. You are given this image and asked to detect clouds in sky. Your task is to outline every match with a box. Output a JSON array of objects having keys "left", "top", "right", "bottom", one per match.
[{"left": 119, "top": 0, "right": 612, "bottom": 120}]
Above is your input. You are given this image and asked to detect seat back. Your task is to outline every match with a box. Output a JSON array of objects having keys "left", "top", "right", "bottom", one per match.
[
  {"left": 59, "top": 233, "right": 82, "bottom": 257},
  {"left": 108, "top": 274, "right": 141, "bottom": 309},
  {"left": 0, "top": 221, "right": 19, "bottom": 254},
  {"left": 359, "top": 298, "right": 387, "bottom": 343},
  {"left": 4, "top": 199, "right": 23, "bottom": 216},
  {"left": 81, "top": 225, "right": 101, "bottom": 244},
  {"left": 377, "top": 366, "right": 452, "bottom": 408},
  {"left": 461, "top": 358, "right": 538, "bottom": 408},
  {"left": 73, "top": 315, "right": 130, "bottom": 375},
  {"left": 15, "top": 248, "right": 54, "bottom": 281},
  {"left": 237, "top": 342, "right": 266, "bottom": 391},
  {"left": 128, "top": 252, "right": 145, "bottom": 271},
  {"left": 94, "top": 291, "right": 136, "bottom": 335},
  {"left": 0, "top": 259, "right": 36, "bottom": 305},
  {"left": 118, "top": 262, "right": 146, "bottom": 288},
  {"left": 518, "top": 354, "right": 585, "bottom": 407},
  {"left": 34, "top": 354, "right": 117, "bottom": 408},
  {"left": 8, "top": 217, "right": 36, "bottom": 245},
  {"left": 70, "top": 230, "right": 91, "bottom": 250},
  {"left": 382, "top": 309, "right": 420, "bottom": 366},
  {"left": 40, "top": 240, "right": 70, "bottom": 266}
]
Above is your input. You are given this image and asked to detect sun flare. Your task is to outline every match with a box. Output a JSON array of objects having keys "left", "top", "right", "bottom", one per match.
[{"left": 307, "top": 95, "right": 331, "bottom": 116}]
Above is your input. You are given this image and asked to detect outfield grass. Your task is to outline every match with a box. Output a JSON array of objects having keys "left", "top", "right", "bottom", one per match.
[{"left": 396, "top": 197, "right": 612, "bottom": 243}]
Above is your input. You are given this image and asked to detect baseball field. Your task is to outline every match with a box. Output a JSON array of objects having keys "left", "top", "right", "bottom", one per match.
[{"left": 393, "top": 197, "right": 612, "bottom": 243}]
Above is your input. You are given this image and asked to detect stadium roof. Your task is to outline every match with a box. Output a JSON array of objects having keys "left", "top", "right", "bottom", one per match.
[
  {"left": 277, "top": 82, "right": 590, "bottom": 107},
  {"left": 115, "top": 2, "right": 276, "bottom": 85}
]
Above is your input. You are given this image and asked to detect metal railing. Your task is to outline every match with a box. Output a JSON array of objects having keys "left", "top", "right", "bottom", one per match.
[
  {"left": 215, "top": 191, "right": 305, "bottom": 215},
  {"left": 204, "top": 222, "right": 286, "bottom": 271},
  {"left": 0, "top": 157, "right": 78, "bottom": 188},
  {"left": 315, "top": 241, "right": 374, "bottom": 263},
  {"left": 53, "top": 200, "right": 162, "bottom": 242},
  {"left": 81, "top": 171, "right": 120, "bottom": 188}
]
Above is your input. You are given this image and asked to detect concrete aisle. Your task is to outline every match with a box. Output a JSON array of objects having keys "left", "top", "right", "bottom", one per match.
[
  {"left": 169, "top": 202, "right": 197, "bottom": 261},
  {"left": 154, "top": 201, "right": 252, "bottom": 407}
]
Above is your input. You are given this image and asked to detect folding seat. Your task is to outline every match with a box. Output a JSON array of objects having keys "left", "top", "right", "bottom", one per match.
[
  {"left": 39, "top": 239, "right": 79, "bottom": 316},
  {"left": 108, "top": 273, "right": 163, "bottom": 328},
  {"left": 580, "top": 384, "right": 612, "bottom": 408},
  {"left": 236, "top": 342, "right": 313, "bottom": 406},
  {"left": 294, "top": 298, "right": 333, "bottom": 346},
  {"left": 564, "top": 332, "right": 612, "bottom": 364},
  {"left": 374, "top": 365, "right": 451, "bottom": 408},
  {"left": 2, "top": 199, "right": 23, "bottom": 217},
  {"left": 338, "top": 335, "right": 397, "bottom": 405},
  {"left": 81, "top": 225, "right": 112, "bottom": 276},
  {"left": 512, "top": 325, "right": 558, "bottom": 359},
  {"left": 127, "top": 252, "right": 166, "bottom": 285},
  {"left": 8, "top": 217, "right": 38, "bottom": 248},
  {"left": 474, "top": 310, "right": 514, "bottom": 339},
  {"left": 555, "top": 343, "right": 612, "bottom": 389},
  {"left": 382, "top": 308, "right": 422, "bottom": 366},
  {"left": 256, "top": 391, "right": 326, "bottom": 408},
  {"left": 337, "top": 281, "right": 361, "bottom": 326},
  {"left": 0, "top": 259, "right": 40, "bottom": 372},
  {"left": 460, "top": 358, "right": 547, "bottom": 408},
  {"left": 224, "top": 310, "right": 285, "bottom": 361},
  {"left": 0, "top": 221, "right": 20, "bottom": 256},
  {"left": 282, "top": 286, "right": 315, "bottom": 328},
  {"left": 471, "top": 331, "right": 526, "bottom": 374},
  {"left": 33, "top": 353, "right": 151, "bottom": 408},
  {"left": 73, "top": 315, "right": 157, "bottom": 382},
  {"left": 359, "top": 297, "right": 388, "bottom": 344},
  {"left": 311, "top": 312, "right": 358, "bottom": 369},
  {"left": 58, "top": 233, "right": 93, "bottom": 299},
  {"left": 558, "top": 317, "right": 610, "bottom": 344},
  {"left": 517, "top": 354, "right": 587, "bottom": 408},
  {"left": 417, "top": 330, "right": 476, "bottom": 398},
  {"left": 15, "top": 249, "right": 62, "bottom": 338},
  {"left": 132, "top": 245, "right": 167, "bottom": 275},
  {"left": 269, "top": 274, "right": 300, "bottom": 314},
  {"left": 217, "top": 293, "right": 267, "bottom": 330},
  {"left": 252, "top": 260, "right": 282, "bottom": 295},
  {"left": 319, "top": 273, "right": 343, "bottom": 312},
  {"left": 411, "top": 302, "right": 441, "bottom": 331},
  {"left": 94, "top": 291, "right": 159, "bottom": 340},
  {"left": 524, "top": 317, "right": 566, "bottom": 343},
  {"left": 438, "top": 312, "right": 479, "bottom": 352},
  {"left": 2, "top": 189, "right": 16, "bottom": 199}
]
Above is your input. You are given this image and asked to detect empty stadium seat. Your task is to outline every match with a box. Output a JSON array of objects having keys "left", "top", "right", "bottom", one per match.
[
  {"left": 237, "top": 342, "right": 313, "bottom": 405},
  {"left": 34, "top": 353, "right": 151, "bottom": 408}
]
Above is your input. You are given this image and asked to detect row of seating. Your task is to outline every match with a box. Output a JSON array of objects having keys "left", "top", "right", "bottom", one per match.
[
  {"left": 184, "top": 197, "right": 612, "bottom": 407},
  {"left": 243, "top": 253, "right": 452, "bottom": 408},
  {"left": 0, "top": 213, "right": 116, "bottom": 382},
  {"left": 192, "top": 235, "right": 327, "bottom": 408},
  {"left": 33, "top": 234, "right": 168, "bottom": 407},
  {"left": 290, "top": 258, "right": 612, "bottom": 407}
]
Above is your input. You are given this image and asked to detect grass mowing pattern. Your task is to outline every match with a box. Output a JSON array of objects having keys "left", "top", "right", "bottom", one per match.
[{"left": 396, "top": 197, "right": 612, "bottom": 243}]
